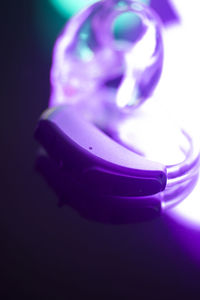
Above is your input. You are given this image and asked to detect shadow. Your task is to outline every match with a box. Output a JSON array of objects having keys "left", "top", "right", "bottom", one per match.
[
  {"left": 35, "top": 149, "right": 199, "bottom": 225},
  {"left": 35, "top": 151, "right": 162, "bottom": 224}
]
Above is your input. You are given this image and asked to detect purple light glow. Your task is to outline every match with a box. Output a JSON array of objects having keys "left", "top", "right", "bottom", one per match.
[
  {"left": 50, "top": 0, "right": 163, "bottom": 111},
  {"left": 47, "top": 0, "right": 200, "bottom": 229}
]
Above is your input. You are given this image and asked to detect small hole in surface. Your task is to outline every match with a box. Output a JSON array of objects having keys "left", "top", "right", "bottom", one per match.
[{"left": 89, "top": 146, "right": 93, "bottom": 150}]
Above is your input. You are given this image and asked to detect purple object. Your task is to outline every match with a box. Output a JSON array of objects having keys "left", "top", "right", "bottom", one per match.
[
  {"left": 35, "top": 104, "right": 199, "bottom": 216},
  {"left": 35, "top": 1, "right": 200, "bottom": 220},
  {"left": 35, "top": 106, "right": 167, "bottom": 197},
  {"left": 50, "top": 0, "right": 163, "bottom": 112},
  {"left": 35, "top": 151, "right": 163, "bottom": 224}
]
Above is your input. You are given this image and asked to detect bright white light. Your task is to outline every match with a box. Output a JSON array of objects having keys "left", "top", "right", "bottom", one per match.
[
  {"left": 170, "top": 180, "right": 200, "bottom": 229},
  {"left": 154, "top": 0, "right": 200, "bottom": 228},
  {"left": 116, "top": 22, "right": 156, "bottom": 108},
  {"left": 118, "top": 99, "right": 189, "bottom": 165}
]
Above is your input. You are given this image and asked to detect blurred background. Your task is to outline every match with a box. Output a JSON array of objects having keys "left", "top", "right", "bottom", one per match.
[{"left": 1, "top": 1, "right": 200, "bottom": 299}]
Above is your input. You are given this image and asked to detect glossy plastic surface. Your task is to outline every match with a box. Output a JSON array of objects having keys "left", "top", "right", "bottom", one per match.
[{"left": 35, "top": 105, "right": 167, "bottom": 198}]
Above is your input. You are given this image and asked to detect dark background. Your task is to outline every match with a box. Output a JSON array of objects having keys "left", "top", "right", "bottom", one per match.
[{"left": 1, "top": 1, "right": 200, "bottom": 299}]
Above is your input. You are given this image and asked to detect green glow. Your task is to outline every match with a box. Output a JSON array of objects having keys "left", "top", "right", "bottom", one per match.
[
  {"left": 77, "top": 44, "right": 94, "bottom": 61},
  {"left": 49, "top": 0, "right": 98, "bottom": 18},
  {"left": 75, "top": 22, "right": 95, "bottom": 61},
  {"left": 49, "top": 0, "right": 151, "bottom": 18},
  {"left": 113, "top": 11, "right": 141, "bottom": 43},
  {"left": 137, "top": 0, "right": 150, "bottom": 5}
]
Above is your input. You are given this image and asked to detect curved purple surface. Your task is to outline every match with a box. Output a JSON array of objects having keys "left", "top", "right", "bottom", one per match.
[{"left": 35, "top": 105, "right": 166, "bottom": 199}]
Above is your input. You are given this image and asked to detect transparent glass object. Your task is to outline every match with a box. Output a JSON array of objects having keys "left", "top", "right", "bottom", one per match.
[
  {"left": 50, "top": 0, "right": 163, "bottom": 112},
  {"left": 49, "top": 0, "right": 200, "bottom": 210},
  {"left": 116, "top": 101, "right": 200, "bottom": 210}
]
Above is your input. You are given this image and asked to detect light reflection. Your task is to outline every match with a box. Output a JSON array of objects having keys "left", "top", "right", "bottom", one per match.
[
  {"left": 169, "top": 182, "right": 200, "bottom": 230},
  {"left": 118, "top": 100, "right": 188, "bottom": 166},
  {"left": 116, "top": 17, "right": 158, "bottom": 108}
]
